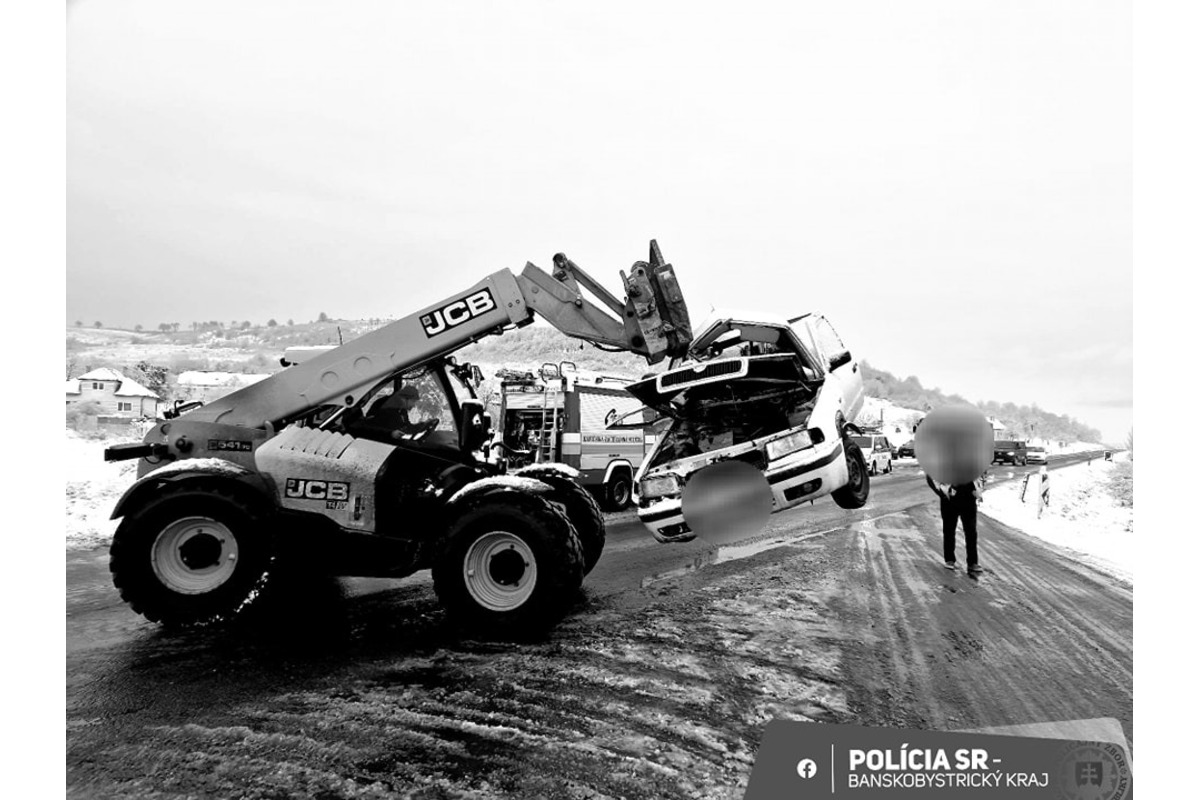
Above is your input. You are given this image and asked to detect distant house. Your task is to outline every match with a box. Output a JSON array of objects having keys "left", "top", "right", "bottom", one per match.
[
  {"left": 175, "top": 371, "right": 272, "bottom": 405},
  {"left": 66, "top": 368, "right": 160, "bottom": 418},
  {"left": 986, "top": 416, "right": 1009, "bottom": 437}
]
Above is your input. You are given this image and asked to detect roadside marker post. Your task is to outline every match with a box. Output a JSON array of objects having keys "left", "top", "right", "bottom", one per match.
[{"left": 1036, "top": 466, "right": 1049, "bottom": 518}]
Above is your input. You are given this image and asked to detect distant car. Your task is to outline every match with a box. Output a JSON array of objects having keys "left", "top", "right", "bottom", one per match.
[
  {"left": 993, "top": 440, "right": 1028, "bottom": 466},
  {"left": 851, "top": 434, "right": 893, "bottom": 475},
  {"left": 897, "top": 441, "right": 916, "bottom": 459},
  {"left": 1026, "top": 446, "right": 1048, "bottom": 464}
]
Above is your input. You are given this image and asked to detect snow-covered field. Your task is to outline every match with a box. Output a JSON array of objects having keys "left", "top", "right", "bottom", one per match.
[
  {"left": 981, "top": 455, "right": 1133, "bottom": 583},
  {"left": 65, "top": 431, "right": 139, "bottom": 550}
]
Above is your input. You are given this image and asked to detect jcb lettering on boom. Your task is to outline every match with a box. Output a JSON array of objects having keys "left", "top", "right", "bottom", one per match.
[
  {"left": 421, "top": 289, "right": 496, "bottom": 337},
  {"left": 285, "top": 478, "right": 349, "bottom": 502}
]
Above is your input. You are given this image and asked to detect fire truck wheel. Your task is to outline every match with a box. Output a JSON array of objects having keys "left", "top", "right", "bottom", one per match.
[
  {"left": 603, "top": 472, "right": 634, "bottom": 512},
  {"left": 512, "top": 467, "right": 605, "bottom": 574},
  {"left": 434, "top": 491, "right": 585, "bottom": 637},
  {"left": 109, "top": 485, "right": 277, "bottom": 628},
  {"left": 832, "top": 440, "right": 871, "bottom": 510}
]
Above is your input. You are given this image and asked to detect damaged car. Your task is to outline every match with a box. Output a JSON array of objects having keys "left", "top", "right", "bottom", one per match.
[{"left": 616, "top": 312, "right": 871, "bottom": 543}]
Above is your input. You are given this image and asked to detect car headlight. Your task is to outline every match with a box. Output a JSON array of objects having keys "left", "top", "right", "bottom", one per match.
[
  {"left": 766, "top": 430, "right": 814, "bottom": 461},
  {"left": 640, "top": 474, "right": 681, "bottom": 500}
]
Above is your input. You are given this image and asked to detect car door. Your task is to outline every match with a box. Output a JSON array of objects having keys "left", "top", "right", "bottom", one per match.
[{"left": 795, "top": 314, "right": 864, "bottom": 423}]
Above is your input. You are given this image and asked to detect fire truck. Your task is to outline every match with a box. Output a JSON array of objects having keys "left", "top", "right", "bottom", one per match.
[{"left": 495, "top": 363, "right": 649, "bottom": 510}]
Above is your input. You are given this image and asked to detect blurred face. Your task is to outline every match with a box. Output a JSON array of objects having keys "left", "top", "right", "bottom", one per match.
[{"left": 915, "top": 405, "right": 994, "bottom": 484}]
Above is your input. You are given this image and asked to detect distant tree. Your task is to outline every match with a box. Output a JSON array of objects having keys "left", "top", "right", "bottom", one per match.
[
  {"left": 94, "top": 321, "right": 102, "bottom": 328},
  {"left": 171, "top": 322, "right": 180, "bottom": 332},
  {"left": 267, "top": 319, "right": 278, "bottom": 327},
  {"left": 74, "top": 320, "right": 83, "bottom": 327},
  {"left": 159, "top": 323, "right": 171, "bottom": 332},
  {"left": 133, "top": 361, "right": 169, "bottom": 398},
  {"left": 287, "top": 318, "right": 295, "bottom": 326},
  {"left": 318, "top": 312, "right": 329, "bottom": 322},
  {"left": 241, "top": 321, "right": 251, "bottom": 330},
  {"left": 134, "top": 324, "right": 143, "bottom": 332}
]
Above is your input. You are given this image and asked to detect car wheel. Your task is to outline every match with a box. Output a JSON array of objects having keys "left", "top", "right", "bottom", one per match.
[{"left": 832, "top": 440, "right": 870, "bottom": 509}]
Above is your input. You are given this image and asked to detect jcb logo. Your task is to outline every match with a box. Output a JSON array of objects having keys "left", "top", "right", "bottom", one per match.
[
  {"left": 285, "top": 478, "right": 349, "bottom": 502},
  {"left": 420, "top": 289, "right": 496, "bottom": 337}
]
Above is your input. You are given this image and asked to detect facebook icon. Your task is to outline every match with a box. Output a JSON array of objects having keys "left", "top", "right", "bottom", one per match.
[{"left": 795, "top": 759, "right": 818, "bottom": 779}]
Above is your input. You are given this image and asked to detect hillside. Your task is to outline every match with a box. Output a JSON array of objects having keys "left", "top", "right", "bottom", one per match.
[
  {"left": 65, "top": 321, "right": 1106, "bottom": 444},
  {"left": 860, "top": 362, "right": 1103, "bottom": 444}
]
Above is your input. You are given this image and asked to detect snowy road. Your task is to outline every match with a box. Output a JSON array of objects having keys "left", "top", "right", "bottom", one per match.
[{"left": 66, "top": 451, "right": 1129, "bottom": 799}]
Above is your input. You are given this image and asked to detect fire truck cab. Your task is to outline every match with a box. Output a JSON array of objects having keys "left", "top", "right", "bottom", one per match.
[{"left": 496, "top": 363, "right": 649, "bottom": 510}]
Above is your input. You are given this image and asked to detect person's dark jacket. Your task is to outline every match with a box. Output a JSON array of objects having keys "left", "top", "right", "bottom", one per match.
[{"left": 926, "top": 475, "right": 982, "bottom": 504}]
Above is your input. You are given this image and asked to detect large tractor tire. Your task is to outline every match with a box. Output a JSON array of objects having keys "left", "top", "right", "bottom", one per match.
[
  {"left": 513, "top": 467, "right": 606, "bottom": 574},
  {"left": 109, "top": 485, "right": 277, "bottom": 628},
  {"left": 433, "top": 490, "right": 584, "bottom": 637},
  {"left": 832, "top": 439, "right": 871, "bottom": 510}
]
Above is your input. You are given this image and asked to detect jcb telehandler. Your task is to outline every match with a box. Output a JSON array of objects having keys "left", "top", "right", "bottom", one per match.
[{"left": 105, "top": 242, "right": 691, "bottom": 634}]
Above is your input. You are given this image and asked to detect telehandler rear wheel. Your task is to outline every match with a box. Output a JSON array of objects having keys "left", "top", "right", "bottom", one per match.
[
  {"left": 832, "top": 439, "right": 871, "bottom": 510},
  {"left": 433, "top": 491, "right": 584, "bottom": 637},
  {"left": 110, "top": 485, "right": 276, "bottom": 627},
  {"left": 513, "top": 467, "right": 605, "bottom": 574}
]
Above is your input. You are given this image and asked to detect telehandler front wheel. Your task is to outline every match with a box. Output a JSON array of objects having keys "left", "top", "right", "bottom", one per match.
[
  {"left": 109, "top": 486, "right": 276, "bottom": 627},
  {"left": 513, "top": 467, "right": 605, "bottom": 574},
  {"left": 433, "top": 491, "right": 584, "bottom": 637},
  {"left": 832, "top": 440, "right": 871, "bottom": 510}
]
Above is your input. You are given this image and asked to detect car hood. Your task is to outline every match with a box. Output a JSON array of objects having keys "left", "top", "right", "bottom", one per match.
[{"left": 625, "top": 354, "right": 813, "bottom": 415}]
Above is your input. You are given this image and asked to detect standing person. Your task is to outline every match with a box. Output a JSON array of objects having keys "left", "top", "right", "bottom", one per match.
[{"left": 927, "top": 475, "right": 984, "bottom": 577}]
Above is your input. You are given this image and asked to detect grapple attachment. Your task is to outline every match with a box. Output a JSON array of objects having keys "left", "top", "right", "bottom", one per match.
[{"left": 621, "top": 240, "right": 693, "bottom": 362}]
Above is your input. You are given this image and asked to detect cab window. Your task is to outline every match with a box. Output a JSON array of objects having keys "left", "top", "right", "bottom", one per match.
[{"left": 348, "top": 365, "right": 459, "bottom": 443}]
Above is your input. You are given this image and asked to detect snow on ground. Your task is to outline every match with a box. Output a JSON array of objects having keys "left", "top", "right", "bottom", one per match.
[
  {"left": 981, "top": 454, "right": 1133, "bottom": 583},
  {"left": 65, "top": 430, "right": 139, "bottom": 550}
]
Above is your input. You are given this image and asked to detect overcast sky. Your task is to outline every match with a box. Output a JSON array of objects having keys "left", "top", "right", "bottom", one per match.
[{"left": 66, "top": 0, "right": 1131, "bottom": 440}]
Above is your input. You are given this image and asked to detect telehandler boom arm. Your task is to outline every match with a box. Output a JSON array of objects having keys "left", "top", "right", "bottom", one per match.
[{"left": 185, "top": 241, "right": 692, "bottom": 430}]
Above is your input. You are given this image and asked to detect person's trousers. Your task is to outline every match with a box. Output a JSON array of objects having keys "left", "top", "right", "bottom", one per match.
[{"left": 940, "top": 497, "right": 978, "bottom": 567}]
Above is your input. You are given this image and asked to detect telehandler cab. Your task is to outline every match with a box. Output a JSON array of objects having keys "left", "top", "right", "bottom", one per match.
[{"left": 104, "top": 242, "right": 691, "bottom": 634}]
